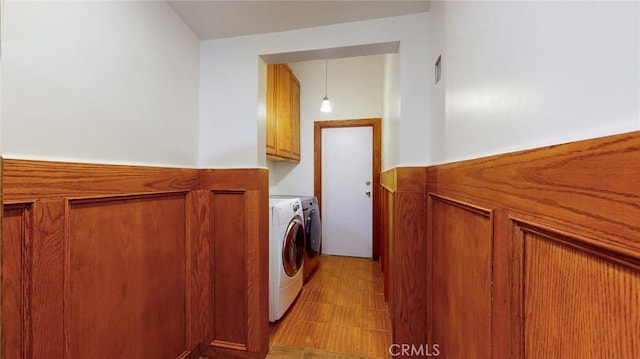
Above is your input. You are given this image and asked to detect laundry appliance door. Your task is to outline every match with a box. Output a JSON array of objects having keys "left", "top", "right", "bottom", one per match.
[
  {"left": 305, "top": 209, "right": 322, "bottom": 258},
  {"left": 282, "top": 216, "right": 305, "bottom": 276}
]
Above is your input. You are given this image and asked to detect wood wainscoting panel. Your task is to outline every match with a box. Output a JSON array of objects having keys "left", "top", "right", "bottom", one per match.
[
  {"left": 31, "top": 200, "right": 66, "bottom": 359},
  {"left": 380, "top": 187, "right": 393, "bottom": 303},
  {"left": 2, "top": 160, "right": 272, "bottom": 359},
  {"left": 380, "top": 167, "right": 428, "bottom": 350},
  {"left": 210, "top": 191, "right": 248, "bottom": 350},
  {"left": 186, "top": 190, "right": 213, "bottom": 349},
  {"left": 430, "top": 195, "right": 493, "bottom": 358},
  {"left": 392, "top": 192, "right": 428, "bottom": 348},
  {"left": 427, "top": 132, "right": 640, "bottom": 260},
  {"left": 516, "top": 223, "right": 639, "bottom": 358},
  {"left": 2, "top": 204, "right": 32, "bottom": 359},
  {"left": 66, "top": 193, "right": 189, "bottom": 358},
  {"left": 3, "top": 159, "right": 199, "bottom": 202},
  {"left": 380, "top": 169, "right": 395, "bottom": 309},
  {"left": 427, "top": 131, "right": 640, "bottom": 358},
  {"left": 245, "top": 188, "right": 270, "bottom": 357},
  {"left": 382, "top": 132, "right": 640, "bottom": 357},
  {"left": 200, "top": 169, "right": 267, "bottom": 192},
  {"left": 201, "top": 168, "right": 269, "bottom": 359}
]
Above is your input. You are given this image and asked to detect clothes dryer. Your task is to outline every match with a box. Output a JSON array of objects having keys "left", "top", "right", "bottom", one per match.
[
  {"left": 270, "top": 195, "right": 322, "bottom": 282},
  {"left": 300, "top": 196, "right": 322, "bottom": 281},
  {"left": 268, "top": 197, "right": 305, "bottom": 322}
]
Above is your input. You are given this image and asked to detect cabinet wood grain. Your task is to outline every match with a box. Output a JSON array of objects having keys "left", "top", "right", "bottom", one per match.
[
  {"left": 291, "top": 76, "right": 301, "bottom": 161},
  {"left": 275, "top": 65, "right": 293, "bottom": 159},
  {"left": 266, "top": 65, "right": 277, "bottom": 156},
  {"left": 266, "top": 64, "right": 300, "bottom": 162}
]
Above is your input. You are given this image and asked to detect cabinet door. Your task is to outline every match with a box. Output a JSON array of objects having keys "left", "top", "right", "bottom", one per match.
[
  {"left": 266, "top": 65, "right": 277, "bottom": 156},
  {"left": 291, "top": 76, "right": 300, "bottom": 161},
  {"left": 275, "top": 65, "right": 293, "bottom": 159},
  {"left": 265, "top": 64, "right": 300, "bottom": 163}
]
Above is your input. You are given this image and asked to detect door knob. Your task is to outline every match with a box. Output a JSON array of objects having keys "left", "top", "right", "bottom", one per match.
[{"left": 365, "top": 191, "right": 371, "bottom": 197}]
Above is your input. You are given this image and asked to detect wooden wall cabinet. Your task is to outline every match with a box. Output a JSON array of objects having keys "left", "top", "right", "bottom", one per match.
[{"left": 266, "top": 64, "right": 300, "bottom": 162}]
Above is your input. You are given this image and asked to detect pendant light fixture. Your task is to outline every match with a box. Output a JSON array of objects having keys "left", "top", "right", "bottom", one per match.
[{"left": 320, "top": 60, "right": 332, "bottom": 113}]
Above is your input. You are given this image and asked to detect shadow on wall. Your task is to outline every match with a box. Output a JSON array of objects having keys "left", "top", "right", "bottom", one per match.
[{"left": 268, "top": 160, "right": 298, "bottom": 191}]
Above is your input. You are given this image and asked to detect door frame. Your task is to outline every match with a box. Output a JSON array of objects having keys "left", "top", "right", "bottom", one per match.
[{"left": 313, "top": 118, "right": 382, "bottom": 260}]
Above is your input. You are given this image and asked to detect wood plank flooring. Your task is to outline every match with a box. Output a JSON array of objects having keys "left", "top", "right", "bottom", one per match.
[{"left": 269, "top": 255, "right": 392, "bottom": 359}]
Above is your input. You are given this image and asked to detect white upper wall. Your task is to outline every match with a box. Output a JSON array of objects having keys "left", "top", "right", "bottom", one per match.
[
  {"left": 1, "top": 1, "right": 200, "bottom": 167},
  {"left": 0, "top": 1, "right": 3, "bottom": 154},
  {"left": 382, "top": 53, "right": 400, "bottom": 171},
  {"left": 269, "top": 56, "right": 384, "bottom": 195},
  {"left": 4, "top": 2, "right": 630, "bottom": 170},
  {"left": 428, "top": 0, "right": 640, "bottom": 164},
  {"left": 199, "top": 13, "right": 430, "bottom": 168}
]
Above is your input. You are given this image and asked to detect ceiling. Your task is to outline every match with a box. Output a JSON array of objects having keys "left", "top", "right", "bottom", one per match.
[{"left": 167, "top": 1, "right": 431, "bottom": 40}]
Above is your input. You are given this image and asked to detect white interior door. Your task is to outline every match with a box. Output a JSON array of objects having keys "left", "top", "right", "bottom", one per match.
[{"left": 321, "top": 126, "right": 373, "bottom": 258}]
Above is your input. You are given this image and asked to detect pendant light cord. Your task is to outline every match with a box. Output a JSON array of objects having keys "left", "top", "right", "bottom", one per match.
[
  {"left": 320, "top": 59, "right": 332, "bottom": 112},
  {"left": 325, "top": 60, "right": 328, "bottom": 97}
]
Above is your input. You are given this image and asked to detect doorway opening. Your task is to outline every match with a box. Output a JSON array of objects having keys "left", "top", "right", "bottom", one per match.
[
  {"left": 269, "top": 118, "right": 386, "bottom": 356},
  {"left": 313, "top": 118, "right": 382, "bottom": 260}
]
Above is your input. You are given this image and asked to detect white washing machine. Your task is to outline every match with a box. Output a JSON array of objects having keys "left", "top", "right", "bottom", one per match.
[{"left": 269, "top": 197, "right": 305, "bottom": 322}]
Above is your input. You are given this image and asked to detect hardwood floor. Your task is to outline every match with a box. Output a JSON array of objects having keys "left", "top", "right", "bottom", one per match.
[{"left": 269, "top": 255, "right": 392, "bottom": 359}]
